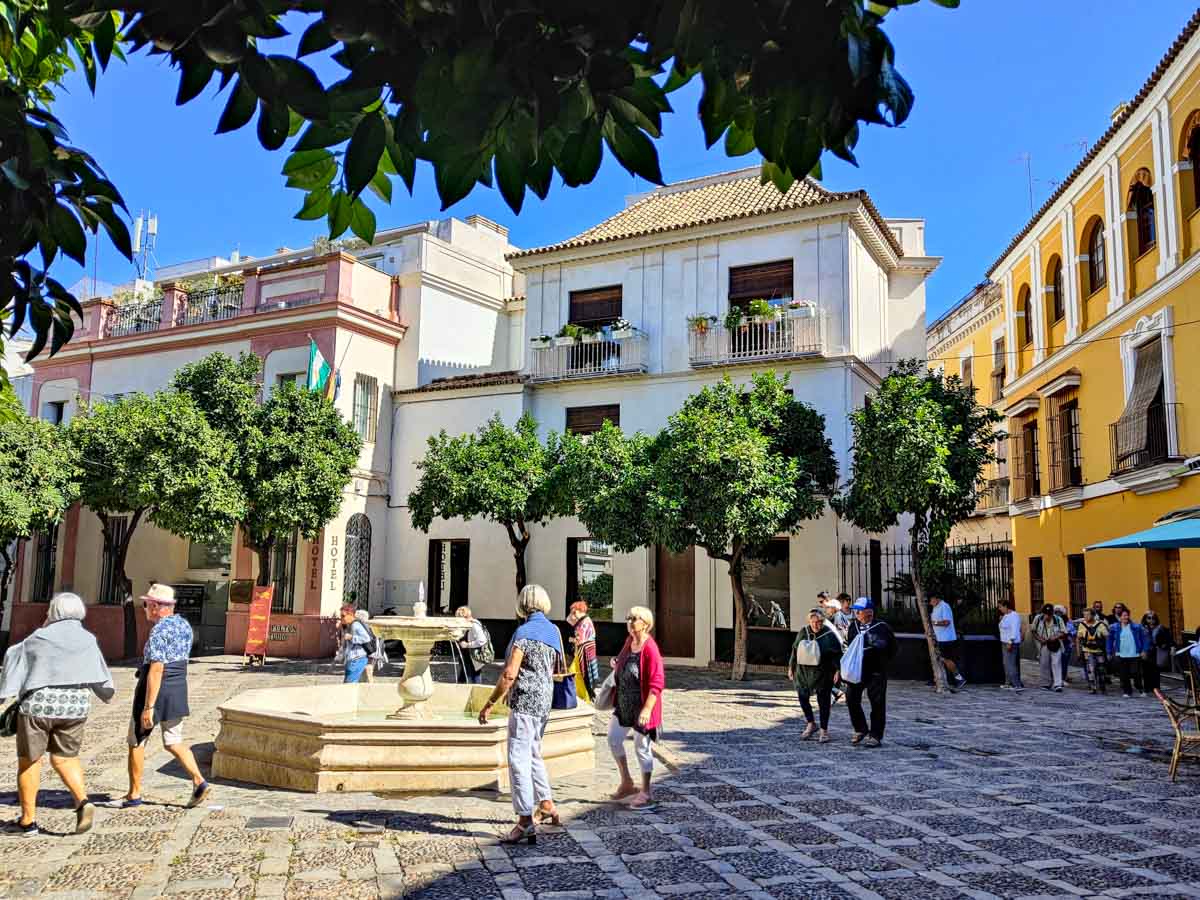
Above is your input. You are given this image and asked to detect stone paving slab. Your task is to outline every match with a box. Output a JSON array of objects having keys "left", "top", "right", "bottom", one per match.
[{"left": 1, "top": 656, "right": 1200, "bottom": 898}]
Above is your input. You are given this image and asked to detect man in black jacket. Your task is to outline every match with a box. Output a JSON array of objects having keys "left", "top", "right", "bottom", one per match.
[{"left": 844, "top": 597, "right": 897, "bottom": 748}]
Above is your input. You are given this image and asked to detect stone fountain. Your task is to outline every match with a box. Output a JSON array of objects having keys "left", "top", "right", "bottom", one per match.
[{"left": 211, "top": 616, "right": 595, "bottom": 793}]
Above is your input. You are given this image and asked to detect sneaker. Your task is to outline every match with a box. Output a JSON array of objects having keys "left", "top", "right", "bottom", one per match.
[
  {"left": 1000, "top": 683, "right": 1012, "bottom": 690},
  {"left": 1139, "top": 692, "right": 1147, "bottom": 698},
  {"left": 1041, "top": 686, "right": 1053, "bottom": 692},
  {"left": 1123, "top": 693, "right": 1133, "bottom": 698},
  {"left": 186, "top": 782, "right": 212, "bottom": 809},
  {"left": 99, "top": 796, "right": 143, "bottom": 809},
  {"left": 6, "top": 820, "right": 38, "bottom": 836},
  {"left": 955, "top": 674, "right": 966, "bottom": 687},
  {"left": 863, "top": 736, "right": 882, "bottom": 748},
  {"left": 75, "top": 801, "right": 95, "bottom": 835},
  {"left": 1054, "top": 686, "right": 1063, "bottom": 692},
  {"left": 1014, "top": 686, "right": 1025, "bottom": 693}
]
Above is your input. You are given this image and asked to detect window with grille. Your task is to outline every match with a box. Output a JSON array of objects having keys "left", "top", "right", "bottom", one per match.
[
  {"left": 1067, "top": 554, "right": 1087, "bottom": 620},
  {"left": 98, "top": 515, "right": 130, "bottom": 605},
  {"left": 565, "top": 404, "right": 620, "bottom": 436},
  {"left": 31, "top": 528, "right": 57, "bottom": 602},
  {"left": 1046, "top": 389, "right": 1083, "bottom": 491},
  {"left": 1029, "top": 557, "right": 1045, "bottom": 610},
  {"left": 728, "top": 260, "right": 793, "bottom": 308},
  {"left": 352, "top": 373, "right": 379, "bottom": 443},
  {"left": 271, "top": 530, "right": 298, "bottom": 613},
  {"left": 568, "top": 286, "right": 622, "bottom": 327},
  {"left": 1010, "top": 413, "right": 1041, "bottom": 500},
  {"left": 1088, "top": 222, "right": 1107, "bottom": 293},
  {"left": 1129, "top": 182, "right": 1156, "bottom": 256}
]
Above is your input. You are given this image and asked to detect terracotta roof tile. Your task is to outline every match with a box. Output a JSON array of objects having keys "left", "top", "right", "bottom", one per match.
[
  {"left": 398, "top": 370, "right": 526, "bottom": 395},
  {"left": 987, "top": 8, "right": 1200, "bottom": 277},
  {"left": 508, "top": 168, "right": 902, "bottom": 259}
]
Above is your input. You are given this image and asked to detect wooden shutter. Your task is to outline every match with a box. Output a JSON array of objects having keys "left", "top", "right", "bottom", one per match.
[
  {"left": 565, "top": 404, "right": 620, "bottom": 436},
  {"left": 728, "top": 260, "right": 793, "bottom": 305},
  {"left": 569, "top": 286, "right": 622, "bottom": 326},
  {"left": 1114, "top": 339, "right": 1163, "bottom": 463}
]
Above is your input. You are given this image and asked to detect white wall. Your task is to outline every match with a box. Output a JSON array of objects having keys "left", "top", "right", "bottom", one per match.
[{"left": 91, "top": 340, "right": 250, "bottom": 396}]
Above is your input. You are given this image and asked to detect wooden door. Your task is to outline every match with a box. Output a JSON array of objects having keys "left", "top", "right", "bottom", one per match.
[
  {"left": 1166, "top": 550, "right": 1184, "bottom": 643},
  {"left": 655, "top": 546, "right": 695, "bottom": 658}
]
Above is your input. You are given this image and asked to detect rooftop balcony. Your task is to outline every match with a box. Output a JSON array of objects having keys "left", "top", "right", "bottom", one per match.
[
  {"left": 525, "top": 328, "right": 647, "bottom": 383},
  {"left": 80, "top": 251, "right": 400, "bottom": 342},
  {"left": 688, "top": 308, "right": 827, "bottom": 367}
]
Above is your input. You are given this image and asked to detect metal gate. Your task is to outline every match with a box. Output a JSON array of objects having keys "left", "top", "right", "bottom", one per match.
[
  {"left": 344, "top": 514, "right": 372, "bottom": 609},
  {"left": 31, "top": 528, "right": 57, "bottom": 602}
]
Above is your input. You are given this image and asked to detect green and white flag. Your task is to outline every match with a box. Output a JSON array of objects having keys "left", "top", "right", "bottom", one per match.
[{"left": 306, "top": 338, "right": 331, "bottom": 393}]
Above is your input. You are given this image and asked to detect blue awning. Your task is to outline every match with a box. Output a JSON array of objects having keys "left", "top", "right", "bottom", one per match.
[{"left": 1086, "top": 507, "right": 1200, "bottom": 550}]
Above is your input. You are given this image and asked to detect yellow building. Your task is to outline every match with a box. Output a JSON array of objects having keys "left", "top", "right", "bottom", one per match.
[
  {"left": 926, "top": 280, "right": 1012, "bottom": 544},
  {"left": 950, "top": 10, "right": 1200, "bottom": 636}
]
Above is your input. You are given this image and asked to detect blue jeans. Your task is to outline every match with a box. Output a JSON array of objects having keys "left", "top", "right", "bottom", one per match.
[{"left": 344, "top": 655, "right": 368, "bottom": 683}]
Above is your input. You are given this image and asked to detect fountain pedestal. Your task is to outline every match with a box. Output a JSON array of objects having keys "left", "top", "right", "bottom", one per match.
[{"left": 210, "top": 616, "right": 596, "bottom": 793}]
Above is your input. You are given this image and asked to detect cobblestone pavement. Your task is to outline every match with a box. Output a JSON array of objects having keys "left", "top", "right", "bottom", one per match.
[{"left": 1, "top": 656, "right": 1199, "bottom": 899}]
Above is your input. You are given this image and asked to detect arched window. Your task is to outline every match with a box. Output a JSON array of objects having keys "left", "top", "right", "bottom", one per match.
[
  {"left": 1189, "top": 127, "right": 1200, "bottom": 207},
  {"left": 1088, "top": 222, "right": 1107, "bottom": 293},
  {"left": 344, "top": 513, "right": 372, "bottom": 609},
  {"left": 1050, "top": 258, "right": 1064, "bottom": 322},
  {"left": 1020, "top": 287, "right": 1034, "bottom": 346},
  {"left": 1129, "top": 182, "right": 1156, "bottom": 256}
]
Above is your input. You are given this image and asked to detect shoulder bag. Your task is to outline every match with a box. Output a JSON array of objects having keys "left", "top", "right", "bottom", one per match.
[
  {"left": 794, "top": 629, "right": 822, "bottom": 667},
  {"left": 471, "top": 622, "right": 496, "bottom": 665},
  {"left": 593, "top": 671, "right": 616, "bottom": 711},
  {"left": 840, "top": 625, "right": 870, "bottom": 685},
  {"left": 551, "top": 630, "right": 578, "bottom": 710},
  {"left": 1, "top": 694, "right": 27, "bottom": 738}
]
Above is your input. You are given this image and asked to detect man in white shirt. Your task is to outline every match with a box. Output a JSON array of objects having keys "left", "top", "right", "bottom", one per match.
[
  {"left": 998, "top": 598, "right": 1025, "bottom": 691},
  {"left": 929, "top": 595, "right": 966, "bottom": 689}
]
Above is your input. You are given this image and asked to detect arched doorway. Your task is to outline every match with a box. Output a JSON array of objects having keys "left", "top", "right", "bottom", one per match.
[{"left": 344, "top": 513, "right": 372, "bottom": 609}]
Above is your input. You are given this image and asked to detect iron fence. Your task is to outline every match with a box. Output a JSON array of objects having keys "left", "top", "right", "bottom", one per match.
[
  {"left": 179, "top": 285, "right": 244, "bottom": 327},
  {"left": 839, "top": 540, "right": 1013, "bottom": 634},
  {"left": 689, "top": 312, "right": 826, "bottom": 366},
  {"left": 1110, "top": 403, "right": 1180, "bottom": 475},
  {"left": 107, "top": 300, "right": 162, "bottom": 337}
]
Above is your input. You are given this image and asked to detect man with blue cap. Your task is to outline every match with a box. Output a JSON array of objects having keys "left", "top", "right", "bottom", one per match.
[{"left": 844, "top": 597, "right": 897, "bottom": 748}]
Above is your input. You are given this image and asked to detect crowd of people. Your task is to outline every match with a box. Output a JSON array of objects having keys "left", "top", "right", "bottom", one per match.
[{"left": 0, "top": 584, "right": 212, "bottom": 837}]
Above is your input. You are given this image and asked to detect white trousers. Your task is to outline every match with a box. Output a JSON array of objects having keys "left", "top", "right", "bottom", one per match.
[
  {"left": 608, "top": 715, "right": 654, "bottom": 774},
  {"left": 507, "top": 712, "right": 552, "bottom": 817}
]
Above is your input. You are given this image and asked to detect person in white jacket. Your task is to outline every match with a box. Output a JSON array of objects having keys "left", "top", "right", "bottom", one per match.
[{"left": 998, "top": 598, "right": 1025, "bottom": 691}]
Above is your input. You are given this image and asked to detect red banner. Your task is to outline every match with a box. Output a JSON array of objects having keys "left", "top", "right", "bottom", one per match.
[{"left": 244, "top": 585, "right": 274, "bottom": 661}]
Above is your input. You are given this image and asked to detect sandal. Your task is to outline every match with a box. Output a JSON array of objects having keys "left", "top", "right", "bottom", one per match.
[
  {"left": 533, "top": 805, "right": 561, "bottom": 827},
  {"left": 800, "top": 723, "right": 817, "bottom": 740},
  {"left": 850, "top": 733, "right": 866, "bottom": 745},
  {"left": 817, "top": 730, "right": 830, "bottom": 744},
  {"left": 499, "top": 823, "right": 537, "bottom": 845}
]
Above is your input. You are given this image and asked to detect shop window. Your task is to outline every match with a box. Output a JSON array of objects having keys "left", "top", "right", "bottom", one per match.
[
  {"left": 743, "top": 538, "right": 790, "bottom": 629},
  {"left": 1087, "top": 221, "right": 1107, "bottom": 293},
  {"left": 566, "top": 404, "right": 620, "bottom": 437},
  {"left": 567, "top": 537, "right": 614, "bottom": 621}
]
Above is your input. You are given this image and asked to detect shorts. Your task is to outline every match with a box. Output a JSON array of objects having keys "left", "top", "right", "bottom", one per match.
[
  {"left": 127, "top": 716, "right": 185, "bottom": 748},
  {"left": 938, "top": 640, "right": 959, "bottom": 663},
  {"left": 16, "top": 714, "right": 86, "bottom": 759}
]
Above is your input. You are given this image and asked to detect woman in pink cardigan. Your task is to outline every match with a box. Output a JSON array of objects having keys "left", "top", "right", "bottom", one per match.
[{"left": 609, "top": 605, "right": 664, "bottom": 809}]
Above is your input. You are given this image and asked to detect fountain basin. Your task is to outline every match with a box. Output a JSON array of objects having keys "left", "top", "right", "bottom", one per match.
[{"left": 211, "top": 682, "right": 596, "bottom": 793}]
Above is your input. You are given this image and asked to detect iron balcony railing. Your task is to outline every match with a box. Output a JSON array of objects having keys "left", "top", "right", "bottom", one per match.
[
  {"left": 976, "top": 477, "right": 1010, "bottom": 512},
  {"left": 107, "top": 300, "right": 162, "bottom": 337},
  {"left": 179, "top": 285, "right": 244, "bottom": 327},
  {"left": 526, "top": 332, "right": 647, "bottom": 382},
  {"left": 689, "top": 311, "right": 826, "bottom": 367},
  {"left": 1110, "top": 403, "right": 1181, "bottom": 475}
]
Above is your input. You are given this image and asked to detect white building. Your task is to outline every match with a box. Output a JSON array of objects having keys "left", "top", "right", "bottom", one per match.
[{"left": 10, "top": 168, "right": 936, "bottom": 665}]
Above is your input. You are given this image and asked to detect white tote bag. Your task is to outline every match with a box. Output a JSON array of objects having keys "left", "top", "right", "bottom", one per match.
[
  {"left": 840, "top": 626, "right": 870, "bottom": 685},
  {"left": 593, "top": 671, "right": 616, "bottom": 711},
  {"left": 794, "top": 636, "right": 822, "bottom": 667}
]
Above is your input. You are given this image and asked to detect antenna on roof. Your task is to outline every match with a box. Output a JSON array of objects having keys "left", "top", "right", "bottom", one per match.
[
  {"left": 1014, "top": 153, "right": 1034, "bottom": 214},
  {"left": 131, "top": 209, "right": 159, "bottom": 280}
]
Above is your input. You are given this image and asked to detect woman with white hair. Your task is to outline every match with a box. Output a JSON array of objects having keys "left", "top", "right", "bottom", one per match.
[
  {"left": 477, "top": 584, "right": 562, "bottom": 844},
  {"left": 0, "top": 593, "right": 114, "bottom": 836},
  {"left": 608, "top": 606, "right": 665, "bottom": 809}
]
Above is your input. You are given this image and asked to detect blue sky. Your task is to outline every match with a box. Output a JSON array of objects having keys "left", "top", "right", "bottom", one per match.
[{"left": 48, "top": 2, "right": 1194, "bottom": 319}]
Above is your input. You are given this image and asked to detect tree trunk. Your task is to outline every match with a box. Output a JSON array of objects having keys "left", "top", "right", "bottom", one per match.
[
  {"left": 727, "top": 539, "right": 748, "bottom": 681},
  {"left": 253, "top": 540, "right": 274, "bottom": 588},
  {"left": 0, "top": 543, "right": 14, "bottom": 652},
  {"left": 911, "top": 525, "right": 949, "bottom": 694},
  {"left": 505, "top": 521, "right": 529, "bottom": 594},
  {"left": 106, "top": 509, "right": 146, "bottom": 661}
]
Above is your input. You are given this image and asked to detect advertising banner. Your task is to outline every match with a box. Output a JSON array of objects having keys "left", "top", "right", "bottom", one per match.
[{"left": 244, "top": 585, "right": 273, "bottom": 665}]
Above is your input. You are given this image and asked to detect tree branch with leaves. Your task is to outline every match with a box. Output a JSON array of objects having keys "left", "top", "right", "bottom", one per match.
[{"left": 834, "top": 360, "right": 1004, "bottom": 693}]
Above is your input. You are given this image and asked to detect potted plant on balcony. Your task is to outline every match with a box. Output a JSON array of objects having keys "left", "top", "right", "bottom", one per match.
[
  {"left": 609, "top": 317, "right": 635, "bottom": 340},
  {"left": 580, "top": 324, "right": 602, "bottom": 344},
  {"left": 530, "top": 334, "right": 552, "bottom": 349},
  {"left": 786, "top": 299, "right": 816, "bottom": 319},
  {"left": 687, "top": 314, "right": 716, "bottom": 335},
  {"left": 723, "top": 307, "right": 746, "bottom": 331},
  {"left": 553, "top": 323, "right": 582, "bottom": 346},
  {"left": 747, "top": 298, "right": 777, "bottom": 324}
]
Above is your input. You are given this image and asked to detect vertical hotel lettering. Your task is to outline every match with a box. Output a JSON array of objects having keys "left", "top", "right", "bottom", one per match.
[{"left": 328, "top": 534, "right": 339, "bottom": 593}]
